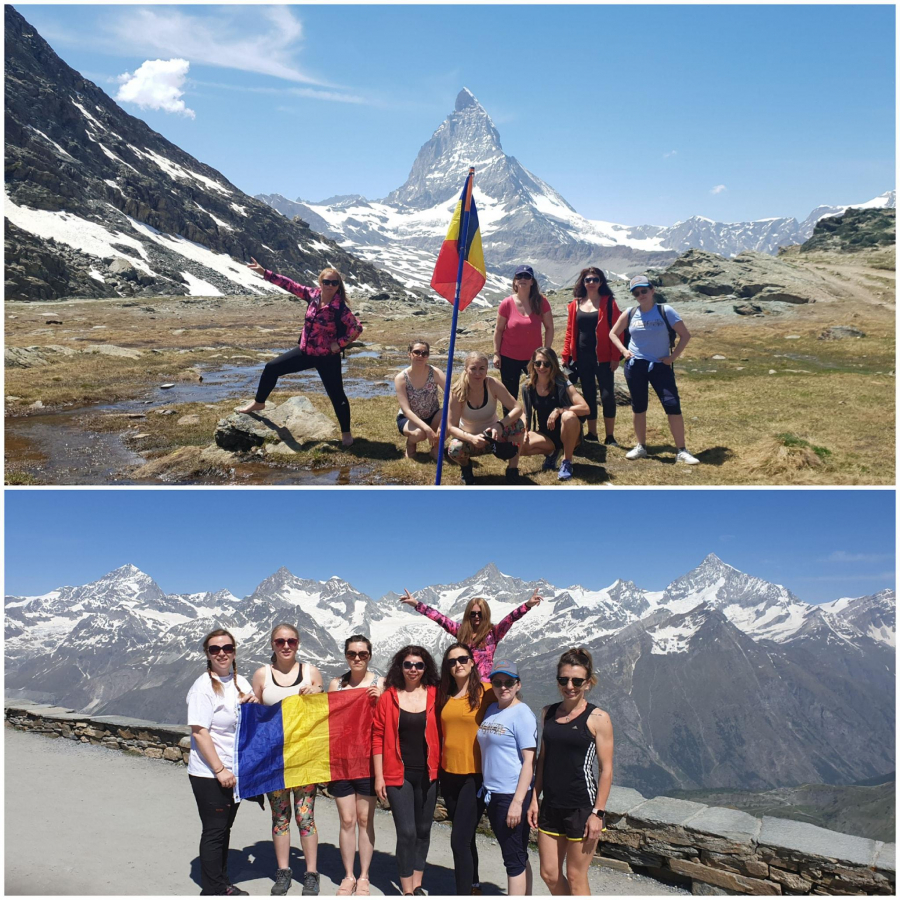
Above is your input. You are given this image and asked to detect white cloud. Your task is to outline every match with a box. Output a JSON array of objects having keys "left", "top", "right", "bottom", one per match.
[
  {"left": 116, "top": 59, "right": 195, "bottom": 118},
  {"left": 821, "top": 551, "right": 894, "bottom": 563},
  {"left": 710, "top": 184, "right": 727, "bottom": 195},
  {"left": 663, "top": 150, "right": 677, "bottom": 159},
  {"left": 191, "top": 80, "right": 364, "bottom": 105}
]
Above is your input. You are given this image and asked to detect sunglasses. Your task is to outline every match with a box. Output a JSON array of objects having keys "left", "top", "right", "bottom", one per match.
[
  {"left": 515, "top": 274, "right": 533, "bottom": 281},
  {"left": 346, "top": 650, "right": 371, "bottom": 661},
  {"left": 208, "top": 644, "right": 235, "bottom": 655},
  {"left": 584, "top": 277, "right": 601, "bottom": 284},
  {"left": 491, "top": 678, "right": 517, "bottom": 690},
  {"left": 469, "top": 611, "right": 483, "bottom": 618},
  {"left": 632, "top": 287, "right": 651, "bottom": 296},
  {"left": 533, "top": 360, "right": 552, "bottom": 369},
  {"left": 321, "top": 279, "right": 340, "bottom": 287},
  {"left": 448, "top": 655, "right": 471, "bottom": 667},
  {"left": 411, "top": 349, "right": 429, "bottom": 357},
  {"left": 274, "top": 637, "right": 299, "bottom": 648},
  {"left": 556, "top": 676, "right": 586, "bottom": 688},
  {"left": 403, "top": 660, "right": 426, "bottom": 671}
]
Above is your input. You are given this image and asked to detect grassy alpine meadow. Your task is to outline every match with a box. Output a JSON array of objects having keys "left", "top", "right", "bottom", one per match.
[{"left": 4, "top": 251, "right": 895, "bottom": 486}]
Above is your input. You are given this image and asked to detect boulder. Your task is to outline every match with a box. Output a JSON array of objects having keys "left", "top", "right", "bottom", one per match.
[
  {"left": 82, "top": 344, "right": 143, "bottom": 359},
  {"left": 818, "top": 326, "right": 866, "bottom": 341},
  {"left": 214, "top": 396, "right": 336, "bottom": 453}
]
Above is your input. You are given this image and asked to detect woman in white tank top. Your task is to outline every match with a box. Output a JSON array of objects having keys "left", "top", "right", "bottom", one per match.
[{"left": 251, "top": 624, "right": 324, "bottom": 897}]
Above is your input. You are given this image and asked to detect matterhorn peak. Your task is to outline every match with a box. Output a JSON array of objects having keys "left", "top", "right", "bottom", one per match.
[{"left": 455, "top": 87, "right": 479, "bottom": 112}]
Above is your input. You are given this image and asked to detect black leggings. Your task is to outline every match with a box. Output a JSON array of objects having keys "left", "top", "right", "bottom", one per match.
[
  {"left": 499, "top": 355, "right": 530, "bottom": 414},
  {"left": 386, "top": 769, "right": 438, "bottom": 879},
  {"left": 254, "top": 346, "right": 351, "bottom": 432},
  {"left": 440, "top": 771, "right": 484, "bottom": 894},
  {"left": 577, "top": 354, "right": 617, "bottom": 421},
  {"left": 190, "top": 775, "right": 240, "bottom": 895}
]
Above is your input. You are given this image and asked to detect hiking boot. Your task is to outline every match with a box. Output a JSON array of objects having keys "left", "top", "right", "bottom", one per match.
[
  {"left": 504, "top": 467, "right": 520, "bottom": 484},
  {"left": 460, "top": 465, "right": 475, "bottom": 486},
  {"left": 558, "top": 459, "right": 574, "bottom": 481},
  {"left": 676, "top": 449, "right": 700, "bottom": 465},
  {"left": 271, "top": 869, "right": 293, "bottom": 896},
  {"left": 604, "top": 435, "right": 619, "bottom": 447},
  {"left": 583, "top": 431, "right": 599, "bottom": 442},
  {"left": 301, "top": 873, "right": 320, "bottom": 896},
  {"left": 225, "top": 886, "right": 249, "bottom": 896},
  {"left": 541, "top": 450, "right": 559, "bottom": 471},
  {"left": 625, "top": 444, "right": 648, "bottom": 460}
]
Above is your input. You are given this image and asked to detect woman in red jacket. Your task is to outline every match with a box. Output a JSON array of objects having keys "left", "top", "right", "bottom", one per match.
[
  {"left": 373, "top": 645, "right": 441, "bottom": 896},
  {"left": 562, "top": 267, "right": 622, "bottom": 446}
]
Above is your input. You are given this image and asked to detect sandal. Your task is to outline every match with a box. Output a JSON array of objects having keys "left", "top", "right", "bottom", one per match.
[
  {"left": 355, "top": 878, "right": 370, "bottom": 896},
  {"left": 337, "top": 876, "right": 356, "bottom": 896}
]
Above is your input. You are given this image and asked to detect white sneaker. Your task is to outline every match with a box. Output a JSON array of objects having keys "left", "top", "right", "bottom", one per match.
[
  {"left": 625, "top": 444, "right": 648, "bottom": 460},
  {"left": 676, "top": 449, "right": 700, "bottom": 465}
]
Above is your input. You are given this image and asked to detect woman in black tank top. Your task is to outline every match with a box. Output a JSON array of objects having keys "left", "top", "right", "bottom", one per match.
[{"left": 528, "top": 648, "right": 613, "bottom": 896}]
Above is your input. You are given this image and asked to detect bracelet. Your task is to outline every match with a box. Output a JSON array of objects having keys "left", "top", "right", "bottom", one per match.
[{"left": 214, "top": 766, "right": 225, "bottom": 775}]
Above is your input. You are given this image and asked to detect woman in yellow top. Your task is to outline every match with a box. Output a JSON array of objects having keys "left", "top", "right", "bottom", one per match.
[{"left": 438, "top": 642, "right": 494, "bottom": 895}]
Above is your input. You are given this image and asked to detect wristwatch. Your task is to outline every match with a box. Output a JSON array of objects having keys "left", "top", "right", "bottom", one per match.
[{"left": 591, "top": 809, "right": 606, "bottom": 819}]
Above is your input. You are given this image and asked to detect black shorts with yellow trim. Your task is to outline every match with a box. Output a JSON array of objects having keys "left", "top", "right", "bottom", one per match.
[{"left": 537, "top": 803, "right": 593, "bottom": 841}]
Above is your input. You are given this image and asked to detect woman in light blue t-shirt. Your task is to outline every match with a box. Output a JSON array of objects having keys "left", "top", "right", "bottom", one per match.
[
  {"left": 609, "top": 275, "right": 700, "bottom": 465},
  {"left": 476, "top": 659, "right": 537, "bottom": 896}
]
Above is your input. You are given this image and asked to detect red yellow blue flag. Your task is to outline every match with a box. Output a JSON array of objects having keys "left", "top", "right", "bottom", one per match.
[{"left": 430, "top": 171, "right": 486, "bottom": 311}]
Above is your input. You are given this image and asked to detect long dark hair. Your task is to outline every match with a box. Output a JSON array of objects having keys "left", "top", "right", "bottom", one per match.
[
  {"left": 438, "top": 642, "right": 484, "bottom": 711},
  {"left": 573, "top": 267, "right": 613, "bottom": 301},
  {"left": 384, "top": 645, "right": 439, "bottom": 690},
  {"left": 203, "top": 629, "right": 248, "bottom": 699},
  {"left": 525, "top": 347, "right": 563, "bottom": 395},
  {"left": 340, "top": 633, "right": 373, "bottom": 688},
  {"left": 512, "top": 270, "right": 545, "bottom": 316}
]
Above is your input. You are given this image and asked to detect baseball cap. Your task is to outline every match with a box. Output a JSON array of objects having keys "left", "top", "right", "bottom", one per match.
[
  {"left": 490, "top": 659, "right": 520, "bottom": 680},
  {"left": 514, "top": 265, "right": 535, "bottom": 279},
  {"left": 629, "top": 275, "right": 653, "bottom": 292}
]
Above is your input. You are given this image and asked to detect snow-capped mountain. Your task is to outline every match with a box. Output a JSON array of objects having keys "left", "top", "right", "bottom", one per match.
[
  {"left": 5, "top": 556, "right": 894, "bottom": 794},
  {"left": 258, "top": 88, "right": 894, "bottom": 299}
]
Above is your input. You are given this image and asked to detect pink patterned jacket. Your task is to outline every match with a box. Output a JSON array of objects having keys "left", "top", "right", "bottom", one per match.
[
  {"left": 413, "top": 600, "right": 533, "bottom": 681},
  {"left": 264, "top": 270, "right": 362, "bottom": 356}
]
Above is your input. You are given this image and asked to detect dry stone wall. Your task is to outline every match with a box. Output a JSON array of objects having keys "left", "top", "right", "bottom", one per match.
[{"left": 7, "top": 701, "right": 895, "bottom": 895}]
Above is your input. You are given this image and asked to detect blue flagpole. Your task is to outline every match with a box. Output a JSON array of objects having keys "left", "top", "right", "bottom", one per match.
[{"left": 435, "top": 168, "right": 475, "bottom": 486}]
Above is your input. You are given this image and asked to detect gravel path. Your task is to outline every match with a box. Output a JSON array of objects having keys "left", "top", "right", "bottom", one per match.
[{"left": 6, "top": 728, "right": 687, "bottom": 896}]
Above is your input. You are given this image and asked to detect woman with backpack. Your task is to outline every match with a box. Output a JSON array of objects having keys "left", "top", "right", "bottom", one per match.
[
  {"left": 239, "top": 258, "right": 362, "bottom": 446},
  {"left": 561, "top": 267, "right": 622, "bottom": 447},
  {"left": 609, "top": 275, "right": 700, "bottom": 465}
]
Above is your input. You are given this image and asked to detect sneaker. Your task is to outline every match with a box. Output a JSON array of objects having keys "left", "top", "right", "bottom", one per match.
[
  {"left": 225, "top": 886, "right": 249, "bottom": 896},
  {"left": 271, "top": 869, "right": 293, "bottom": 896},
  {"left": 676, "top": 449, "right": 700, "bottom": 465},
  {"left": 504, "top": 467, "right": 520, "bottom": 484},
  {"left": 413, "top": 890, "right": 427, "bottom": 897},
  {"left": 542, "top": 450, "right": 559, "bottom": 471},
  {"left": 604, "top": 435, "right": 619, "bottom": 447},
  {"left": 583, "top": 431, "right": 599, "bottom": 442},
  {"left": 558, "top": 459, "right": 574, "bottom": 481},
  {"left": 625, "top": 444, "right": 648, "bottom": 460},
  {"left": 460, "top": 465, "right": 475, "bottom": 486},
  {"left": 301, "top": 873, "right": 320, "bottom": 896}
]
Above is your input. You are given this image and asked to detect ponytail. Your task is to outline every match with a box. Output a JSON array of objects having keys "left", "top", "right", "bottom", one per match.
[
  {"left": 557, "top": 646, "right": 597, "bottom": 688},
  {"left": 202, "top": 628, "right": 248, "bottom": 700}
]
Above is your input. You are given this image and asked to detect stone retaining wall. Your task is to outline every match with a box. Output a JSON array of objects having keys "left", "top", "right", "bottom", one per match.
[{"left": 7, "top": 701, "right": 895, "bottom": 895}]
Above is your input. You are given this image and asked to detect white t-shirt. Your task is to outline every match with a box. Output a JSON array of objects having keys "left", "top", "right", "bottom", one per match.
[{"left": 186, "top": 671, "right": 253, "bottom": 778}]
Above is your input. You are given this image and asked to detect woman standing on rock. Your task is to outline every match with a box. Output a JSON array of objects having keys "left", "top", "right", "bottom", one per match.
[
  {"left": 437, "top": 643, "right": 494, "bottom": 895},
  {"left": 445, "top": 351, "right": 525, "bottom": 485},
  {"left": 251, "top": 624, "right": 325, "bottom": 897},
  {"left": 326, "top": 635, "right": 384, "bottom": 897},
  {"left": 187, "top": 629, "right": 258, "bottom": 896},
  {"left": 518, "top": 347, "right": 589, "bottom": 482},
  {"left": 527, "top": 648, "right": 613, "bottom": 896},
  {"left": 240, "top": 259, "right": 362, "bottom": 447},
  {"left": 394, "top": 340, "right": 446, "bottom": 460},
  {"left": 493, "top": 265, "right": 554, "bottom": 408},
  {"left": 398, "top": 589, "right": 542, "bottom": 681},
  {"left": 609, "top": 275, "right": 700, "bottom": 465},
  {"left": 477, "top": 659, "right": 538, "bottom": 897},
  {"left": 561, "top": 267, "right": 622, "bottom": 446},
  {"left": 373, "top": 645, "right": 441, "bottom": 897}
]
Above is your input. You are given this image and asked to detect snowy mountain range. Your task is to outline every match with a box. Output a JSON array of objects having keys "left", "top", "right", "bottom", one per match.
[
  {"left": 6, "top": 555, "right": 894, "bottom": 794},
  {"left": 258, "top": 88, "right": 895, "bottom": 300}
]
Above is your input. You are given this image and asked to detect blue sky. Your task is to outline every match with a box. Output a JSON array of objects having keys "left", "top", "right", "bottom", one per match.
[
  {"left": 5, "top": 490, "right": 894, "bottom": 604},
  {"left": 19, "top": 4, "right": 895, "bottom": 225}
]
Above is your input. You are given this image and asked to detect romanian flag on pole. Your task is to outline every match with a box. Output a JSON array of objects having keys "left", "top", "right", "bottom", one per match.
[
  {"left": 234, "top": 690, "right": 373, "bottom": 801},
  {"left": 430, "top": 169, "right": 486, "bottom": 311}
]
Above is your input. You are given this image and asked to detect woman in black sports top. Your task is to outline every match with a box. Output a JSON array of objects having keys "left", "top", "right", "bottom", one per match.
[{"left": 527, "top": 647, "right": 613, "bottom": 896}]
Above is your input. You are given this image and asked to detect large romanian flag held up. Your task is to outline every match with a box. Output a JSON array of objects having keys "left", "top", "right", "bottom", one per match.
[
  {"left": 234, "top": 690, "right": 373, "bottom": 801},
  {"left": 430, "top": 168, "right": 486, "bottom": 311}
]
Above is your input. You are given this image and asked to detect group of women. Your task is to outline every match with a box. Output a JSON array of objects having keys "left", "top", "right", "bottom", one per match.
[
  {"left": 242, "top": 260, "right": 701, "bottom": 483},
  {"left": 187, "top": 592, "right": 613, "bottom": 896}
]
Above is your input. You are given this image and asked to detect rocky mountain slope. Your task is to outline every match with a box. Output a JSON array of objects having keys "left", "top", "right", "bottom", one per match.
[
  {"left": 3, "top": 6, "right": 407, "bottom": 302},
  {"left": 258, "top": 88, "right": 894, "bottom": 299},
  {"left": 6, "top": 555, "right": 894, "bottom": 795}
]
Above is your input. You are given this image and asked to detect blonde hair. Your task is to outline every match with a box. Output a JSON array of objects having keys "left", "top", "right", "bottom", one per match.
[
  {"left": 270, "top": 622, "right": 300, "bottom": 664},
  {"left": 451, "top": 351, "right": 490, "bottom": 404},
  {"left": 319, "top": 267, "right": 349, "bottom": 304},
  {"left": 203, "top": 629, "right": 249, "bottom": 699},
  {"left": 457, "top": 597, "right": 493, "bottom": 649}
]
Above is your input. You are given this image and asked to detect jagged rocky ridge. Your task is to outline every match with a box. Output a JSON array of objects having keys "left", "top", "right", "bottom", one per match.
[
  {"left": 258, "top": 88, "right": 894, "bottom": 299},
  {"left": 3, "top": 6, "right": 408, "bottom": 302},
  {"left": 6, "top": 555, "right": 894, "bottom": 796}
]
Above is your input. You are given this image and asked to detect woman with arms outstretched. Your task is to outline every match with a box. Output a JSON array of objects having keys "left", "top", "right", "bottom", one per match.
[{"left": 240, "top": 258, "right": 362, "bottom": 446}]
